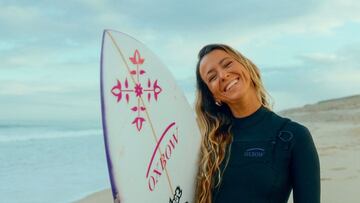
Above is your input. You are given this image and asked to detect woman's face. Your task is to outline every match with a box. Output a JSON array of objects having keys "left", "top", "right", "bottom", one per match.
[{"left": 199, "top": 49, "right": 252, "bottom": 105}]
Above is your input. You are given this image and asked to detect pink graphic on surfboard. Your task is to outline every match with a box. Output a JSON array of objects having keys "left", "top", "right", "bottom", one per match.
[{"left": 110, "top": 49, "right": 162, "bottom": 131}]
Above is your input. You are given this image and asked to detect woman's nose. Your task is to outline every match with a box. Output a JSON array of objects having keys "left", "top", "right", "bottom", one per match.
[{"left": 220, "top": 71, "right": 230, "bottom": 81}]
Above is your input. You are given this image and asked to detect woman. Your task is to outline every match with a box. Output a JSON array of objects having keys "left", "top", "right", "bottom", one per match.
[{"left": 194, "top": 44, "right": 320, "bottom": 203}]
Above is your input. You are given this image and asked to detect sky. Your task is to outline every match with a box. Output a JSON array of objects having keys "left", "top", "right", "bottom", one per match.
[{"left": 0, "top": 0, "right": 360, "bottom": 126}]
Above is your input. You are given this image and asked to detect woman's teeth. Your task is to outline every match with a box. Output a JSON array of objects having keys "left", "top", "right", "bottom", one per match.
[{"left": 225, "top": 79, "right": 238, "bottom": 91}]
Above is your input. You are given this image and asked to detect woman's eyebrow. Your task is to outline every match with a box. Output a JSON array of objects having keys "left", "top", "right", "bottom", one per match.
[
  {"left": 219, "top": 57, "right": 230, "bottom": 65},
  {"left": 206, "top": 57, "right": 231, "bottom": 76}
]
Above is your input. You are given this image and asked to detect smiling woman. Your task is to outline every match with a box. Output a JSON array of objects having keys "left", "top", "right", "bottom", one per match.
[{"left": 193, "top": 44, "right": 320, "bottom": 203}]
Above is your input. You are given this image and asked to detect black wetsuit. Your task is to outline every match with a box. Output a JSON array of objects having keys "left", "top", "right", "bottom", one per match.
[{"left": 212, "top": 105, "right": 320, "bottom": 203}]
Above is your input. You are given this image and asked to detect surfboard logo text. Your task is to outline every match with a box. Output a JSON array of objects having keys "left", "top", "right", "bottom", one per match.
[{"left": 146, "top": 122, "right": 179, "bottom": 191}]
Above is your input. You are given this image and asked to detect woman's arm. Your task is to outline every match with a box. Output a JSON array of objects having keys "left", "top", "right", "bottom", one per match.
[{"left": 290, "top": 123, "right": 321, "bottom": 203}]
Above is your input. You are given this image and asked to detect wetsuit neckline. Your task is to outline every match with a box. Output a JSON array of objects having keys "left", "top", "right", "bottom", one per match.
[{"left": 232, "top": 105, "right": 270, "bottom": 129}]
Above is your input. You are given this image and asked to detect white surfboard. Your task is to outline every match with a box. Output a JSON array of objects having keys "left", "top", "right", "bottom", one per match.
[{"left": 100, "top": 29, "right": 201, "bottom": 203}]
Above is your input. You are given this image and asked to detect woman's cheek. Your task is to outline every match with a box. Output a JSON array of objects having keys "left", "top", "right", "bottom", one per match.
[{"left": 208, "top": 83, "right": 217, "bottom": 93}]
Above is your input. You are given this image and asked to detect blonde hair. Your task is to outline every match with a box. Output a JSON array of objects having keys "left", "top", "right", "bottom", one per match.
[{"left": 194, "top": 44, "right": 273, "bottom": 203}]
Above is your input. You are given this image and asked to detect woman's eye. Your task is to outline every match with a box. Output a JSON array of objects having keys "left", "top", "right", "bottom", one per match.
[
  {"left": 225, "top": 61, "right": 232, "bottom": 68},
  {"left": 209, "top": 75, "right": 217, "bottom": 82}
]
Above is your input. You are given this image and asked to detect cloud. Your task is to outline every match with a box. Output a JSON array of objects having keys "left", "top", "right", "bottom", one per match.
[
  {"left": 0, "top": 81, "right": 69, "bottom": 95},
  {"left": 298, "top": 53, "right": 345, "bottom": 66},
  {"left": 0, "top": 80, "right": 101, "bottom": 124},
  {"left": 103, "top": 0, "right": 321, "bottom": 31},
  {"left": 1, "top": 0, "right": 358, "bottom": 74},
  {"left": 262, "top": 43, "right": 360, "bottom": 111},
  {"left": 0, "top": 0, "right": 351, "bottom": 49},
  {"left": 0, "top": 4, "right": 41, "bottom": 26}
]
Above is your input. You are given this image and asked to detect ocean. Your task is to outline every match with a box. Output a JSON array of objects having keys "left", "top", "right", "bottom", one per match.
[{"left": 0, "top": 124, "right": 111, "bottom": 203}]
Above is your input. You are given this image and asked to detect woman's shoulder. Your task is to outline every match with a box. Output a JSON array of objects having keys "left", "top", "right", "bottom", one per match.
[
  {"left": 281, "top": 119, "right": 315, "bottom": 147},
  {"left": 270, "top": 111, "right": 313, "bottom": 141},
  {"left": 285, "top": 120, "right": 311, "bottom": 134}
]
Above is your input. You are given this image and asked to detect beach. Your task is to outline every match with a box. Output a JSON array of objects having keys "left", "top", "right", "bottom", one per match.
[{"left": 74, "top": 95, "right": 360, "bottom": 203}]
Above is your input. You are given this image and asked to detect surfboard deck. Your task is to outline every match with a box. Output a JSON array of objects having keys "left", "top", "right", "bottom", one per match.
[{"left": 100, "top": 29, "right": 201, "bottom": 203}]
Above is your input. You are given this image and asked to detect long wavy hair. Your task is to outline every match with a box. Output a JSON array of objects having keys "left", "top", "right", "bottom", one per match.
[{"left": 194, "top": 44, "right": 273, "bottom": 203}]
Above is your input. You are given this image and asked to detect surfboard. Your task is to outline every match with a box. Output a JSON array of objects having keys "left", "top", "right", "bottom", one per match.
[{"left": 100, "top": 29, "right": 201, "bottom": 203}]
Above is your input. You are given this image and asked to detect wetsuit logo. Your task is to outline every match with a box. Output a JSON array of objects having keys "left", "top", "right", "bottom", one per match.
[{"left": 244, "top": 148, "right": 265, "bottom": 157}]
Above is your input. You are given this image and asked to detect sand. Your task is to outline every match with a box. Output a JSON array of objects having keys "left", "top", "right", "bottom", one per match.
[{"left": 74, "top": 95, "right": 360, "bottom": 203}]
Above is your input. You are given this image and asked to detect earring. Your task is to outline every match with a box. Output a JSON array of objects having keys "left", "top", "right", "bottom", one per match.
[{"left": 215, "top": 100, "right": 222, "bottom": 106}]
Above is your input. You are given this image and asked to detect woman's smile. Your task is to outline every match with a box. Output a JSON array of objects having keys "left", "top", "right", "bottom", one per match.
[{"left": 223, "top": 77, "right": 239, "bottom": 93}]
